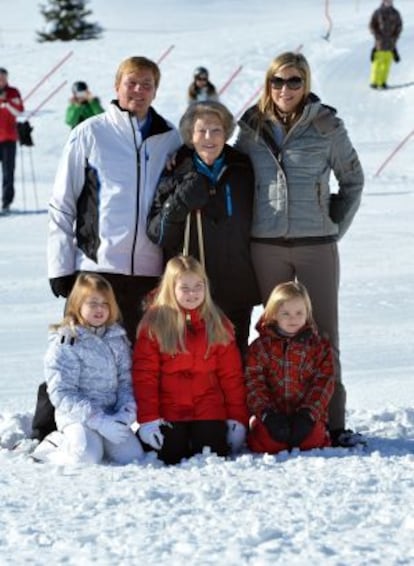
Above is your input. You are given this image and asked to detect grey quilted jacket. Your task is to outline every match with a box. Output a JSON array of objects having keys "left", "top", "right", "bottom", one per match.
[
  {"left": 44, "top": 323, "right": 136, "bottom": 430},
  {"left": 235, "top": 95, "right": 364, "bottom": 240}
]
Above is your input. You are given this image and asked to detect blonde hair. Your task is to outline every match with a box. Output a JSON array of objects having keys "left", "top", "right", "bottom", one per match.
[
  {"left": 179, "top": 101, "right": 235, "bottom": 146},
  {"left": 138, "top": 255, "right": 232, "bottom": 354},
  {"left": 114, "top": 56, "right": 161, "bottom": 89},
  {"left": 262, "top": 281, "right": 314, "bottom": 327},
  {"left": 50, "top": 273, "right": 121, "bottom": 332},
  {"left": 258, "top": 52, "right": 311, "bottom": 120}
]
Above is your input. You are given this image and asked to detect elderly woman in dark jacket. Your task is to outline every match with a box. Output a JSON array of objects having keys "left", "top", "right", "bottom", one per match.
[{"left": 147, "top": 101, "right": 260, "bottom": 359}]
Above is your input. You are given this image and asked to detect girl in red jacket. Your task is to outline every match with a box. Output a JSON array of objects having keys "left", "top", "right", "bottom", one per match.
[
  {"left": 246, "top": 281, "right": 334, "bottom": 454},
  {"left": 132, "top": 255, "right": 249, "bottom": 464}
]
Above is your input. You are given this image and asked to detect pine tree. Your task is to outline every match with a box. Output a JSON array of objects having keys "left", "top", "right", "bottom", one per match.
[{"left": 37, "top": 0, "right": 103, "bottom": 42}]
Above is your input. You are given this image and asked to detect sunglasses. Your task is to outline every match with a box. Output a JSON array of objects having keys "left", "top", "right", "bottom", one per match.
[
  {"left": 196, "top": 75, "right": 208, "bottom": 81},
  {"left": 270, "top": 76, "right": 304, "bottom": 90}
]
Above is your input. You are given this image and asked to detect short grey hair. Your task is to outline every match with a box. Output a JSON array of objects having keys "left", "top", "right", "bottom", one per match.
[{"left": 179, "top": 101, "right": 235, "bottom": 147}]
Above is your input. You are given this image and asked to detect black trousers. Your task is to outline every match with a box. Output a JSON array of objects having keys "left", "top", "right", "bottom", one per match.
[
  {"left": 0, "top": 140, "right": 16, "bottom": 208},
  {"left": 225, "top": 306, "right": 253, "bottom": 363},
  {"left": 142, "top": 420, "right": 229, "bottom": 465},
  {"left": 99, "top": 273, "right": 159, "bottom": 343}
]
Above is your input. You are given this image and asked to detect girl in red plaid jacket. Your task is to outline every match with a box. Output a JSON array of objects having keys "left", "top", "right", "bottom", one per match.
[{"left": 245, "top": 281, "right": 335, "bottom": 453}]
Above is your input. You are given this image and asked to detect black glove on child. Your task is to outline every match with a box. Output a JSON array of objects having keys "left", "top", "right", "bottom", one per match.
[
  {"left": 49, "top": 274, "right": 77, "bottom": 298},
  {"left": 289, "top": 409, "right": 314, "bottom": 448},
  {"left": 262, "top": 410, "right": 291, "bottom": 444},
  {"left": 177, "top": 172, "right": 210, "bottom": 211}
]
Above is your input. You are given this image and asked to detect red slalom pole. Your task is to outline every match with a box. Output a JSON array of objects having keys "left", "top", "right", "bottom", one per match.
[
  {"left": 235, "top": 86, "right": 263, "bottom": 120},
  {"left": 23, "top": 51, "right": 73, "bottom": 102},
  {"left": 26, "top": 80, "right": 68, "bottom": 120},
  {"left": 156, "top": 45, "right": 175, "bottom": 65},
  {"left": 374, "top": 130, "right": 414, "bottom": 177},
  {"left": 218, "top": 65, "right": 243, "bottom": 96}
]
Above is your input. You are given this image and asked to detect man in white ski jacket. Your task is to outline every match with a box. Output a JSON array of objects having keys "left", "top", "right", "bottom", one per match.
[{"left": 48, "top": 56, "right": 181, "bottom": 341}]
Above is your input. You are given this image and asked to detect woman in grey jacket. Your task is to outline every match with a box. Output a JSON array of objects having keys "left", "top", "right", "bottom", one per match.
[
  {"left": 32, "top": 273, "right": 143, "bottom": 465},
  {"left": 235, "top": 52, "right": 364, "bottom": 448}
]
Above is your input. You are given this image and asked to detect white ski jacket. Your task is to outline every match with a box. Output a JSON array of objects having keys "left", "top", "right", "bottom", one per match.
[{"left": 48, "top": 102, "right": 181, "bottom": 278}]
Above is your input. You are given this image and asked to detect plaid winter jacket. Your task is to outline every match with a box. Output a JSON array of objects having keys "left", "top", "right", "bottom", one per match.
[{"left": 245, "top": 321, "right": 334, "bottom": 424}]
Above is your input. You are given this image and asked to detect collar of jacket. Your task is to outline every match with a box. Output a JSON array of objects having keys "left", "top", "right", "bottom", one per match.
[
  {"left": 53, "top": 322, "right": 126, "bottom": 344},
  {"left": 110, "top": 100, "right": 175, "bottom": 136},
  {"left": 239, "top": 93, "right": 337, "bottom": 152},
  {"left": 256, "top": 318, "right": 315, "bottom": 343},
  {"left": 182, "top": 307, "right": 205, "bottom": 330},
  {"left": 173, "top": 144, "right": 252, "bottom": 176}
]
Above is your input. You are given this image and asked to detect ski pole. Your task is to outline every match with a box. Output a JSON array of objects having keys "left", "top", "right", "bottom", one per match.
[
  {"left": 235, "top": 86, "right": 263, "bottom": 120},
  {"left": 23, "top": 51, "right": 73, "bottom": 103},
  {"left": 28, "top": 148, "right": 40, "bottom": 210},
  {"left": 218, "top": 65, "right": 243, "bottom": 96},
  {"left": 26, "top": 80, "right": 67, "bottom": 120},
  {"left": 156, "top": 45, "right": 175, "bottom": 65},
  {"left": 19, "top": 146, "right": 27, "bottom": 212},
  {"left": 374, "top": 129, "right": 414, "bottom": 177}
]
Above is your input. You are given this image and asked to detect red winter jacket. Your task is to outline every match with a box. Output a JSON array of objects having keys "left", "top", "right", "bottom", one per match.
[
  {"left": 0, "top": 85, "right": 24, "bottom": 142},
  {"left": 132, "top": 309, "right": 249, "bottom": 425},
  {"left": 245, "top": 320, "right": 334, "bottom": 424}
]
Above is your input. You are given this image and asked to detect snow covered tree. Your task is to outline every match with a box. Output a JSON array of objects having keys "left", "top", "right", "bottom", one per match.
[{"left": 37, "top": 0, "right": 103, "bottom": 42}]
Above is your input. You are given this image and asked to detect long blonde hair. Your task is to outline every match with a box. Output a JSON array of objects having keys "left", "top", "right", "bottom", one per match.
[
  {"left": 50, "top": 273, "right": 121, "bottom": 333},
  {"left": 262, "top": 281, "right": 315, "bottom": 328},
  {"left": 258, "top": 51, "right": 311, "bottom": 123},
  {"left": 138, "top": 255, "right": 232, "bottom": 354}
]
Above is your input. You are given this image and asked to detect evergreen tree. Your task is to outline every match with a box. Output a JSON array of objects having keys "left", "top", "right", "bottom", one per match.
[{"left": 37, "top": 0, "right": 103, "bottom": 42}]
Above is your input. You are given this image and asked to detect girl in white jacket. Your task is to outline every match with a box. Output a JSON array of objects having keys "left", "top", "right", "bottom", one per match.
[{"left": 32, "top": 273, "right": 143, "bottom": 465}]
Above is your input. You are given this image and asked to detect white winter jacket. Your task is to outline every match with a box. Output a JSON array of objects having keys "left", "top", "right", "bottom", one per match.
[
  {"left": 45, "top": 323, "right": 135, "bottom": 431},
  {"left": 48, "top": 102, "right": 181, "bottom": 278}
]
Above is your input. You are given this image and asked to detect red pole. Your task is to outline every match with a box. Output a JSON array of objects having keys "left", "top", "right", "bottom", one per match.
[
  {"left": 156, "top": 45, "right": 175, "bottom": 65},
  {"left": 235, "top": 86, "right": 263, "bottom": 120},
  {"left": 23, "top": 51, "right": 73, "bottom": 102},
  {"left": 26, "top": 80, "right": 68, "bottom": 120},
  {"left": 374, "top": 130, "right": 414, "bottom": 177},
  {"left": 218, "top": 65, "right": 243, "bottom": 96}
]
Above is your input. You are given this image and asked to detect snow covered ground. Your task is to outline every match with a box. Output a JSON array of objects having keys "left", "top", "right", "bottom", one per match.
[{"left": 1, "top": 1, "right": 414, "bottom": 564}]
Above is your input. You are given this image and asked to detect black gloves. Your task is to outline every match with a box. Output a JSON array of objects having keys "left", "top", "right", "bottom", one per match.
[
  {"left": 262, "top": 410, "right": 291, "bottom": 444},
  {"left": 49, "top": 274, "right": 77, "bottom": 298},
  {"left": 370, "top": 47, "right": 376, "bottom": 62},
  {"left": 290, "top": 409, "right": 314, "bottom": 447},
  {"left": 177, "top": 172, "right": 210, "bottom": 211},
  {"left": 262, "top": 408, "right": 315, "bottom": 448}
]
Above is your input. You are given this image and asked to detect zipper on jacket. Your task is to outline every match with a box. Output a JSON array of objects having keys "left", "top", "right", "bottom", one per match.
[{"left": 130, "top": 115, "right": 141, "bottom": 274}]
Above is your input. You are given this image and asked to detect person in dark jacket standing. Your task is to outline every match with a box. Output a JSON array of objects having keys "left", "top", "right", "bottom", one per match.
[
  {"left": 369, "top": 0, "right": 403, "bottom": 89},
  {"left": 147, "top": 100, "right": 260, "bottom": 359},
  {"left": 235, "top": 52, "right": 364, "bottom": 448},
  {"left": 0, "top": 67, "right": 24, "bottom": 212},
  {"left": 65, "top": 81, "right": 104, "bottom": 128}
]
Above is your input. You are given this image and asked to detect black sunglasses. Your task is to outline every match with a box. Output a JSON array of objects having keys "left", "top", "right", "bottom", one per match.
[
  {"left": 196, "top": 75, "right": 208, "bottom": 81},
  {"left": 270, "top": 76, "right": 304, "bottom": 90}
]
